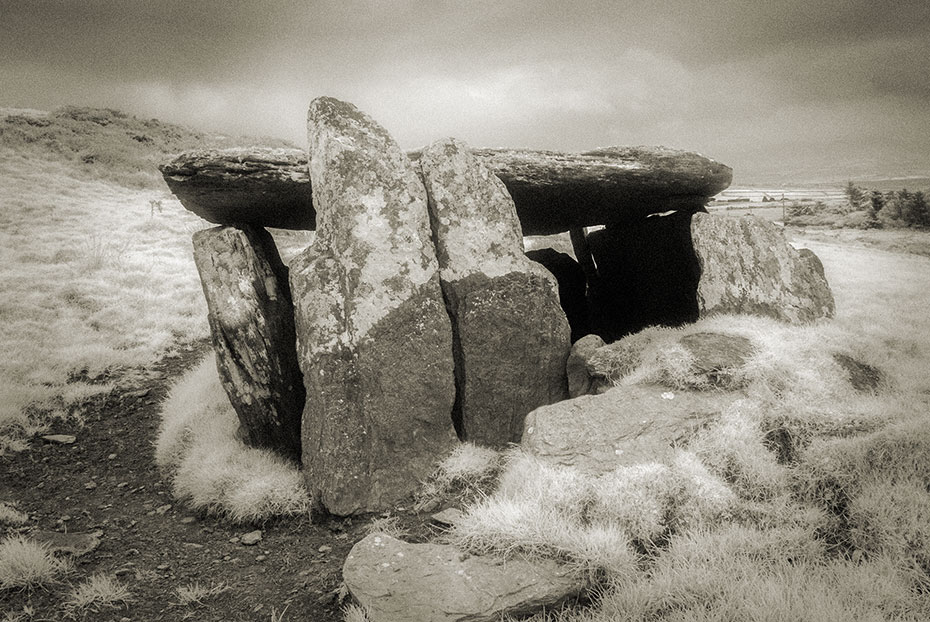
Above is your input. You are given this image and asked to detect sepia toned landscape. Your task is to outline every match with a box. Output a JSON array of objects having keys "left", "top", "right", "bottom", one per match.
[{"left": 2, "top": 2, "right": 930, "bottom": 621}]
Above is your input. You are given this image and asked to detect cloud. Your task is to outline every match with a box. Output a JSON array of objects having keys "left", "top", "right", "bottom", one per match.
[{"left": 1, "top": 0, "right": 928, "bottom": 181}]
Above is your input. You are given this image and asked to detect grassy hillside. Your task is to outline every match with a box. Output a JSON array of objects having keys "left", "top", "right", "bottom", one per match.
[
  {"left": 0, "top": 106, "right": 297, "bottom": 189},
  {"left": 0, "top": 107, "right": 310, "bottom": 453}
]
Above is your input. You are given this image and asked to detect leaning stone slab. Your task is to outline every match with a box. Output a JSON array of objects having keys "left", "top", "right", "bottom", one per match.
[
  {"left": 192, "top": 224, "right": 304, "bottom": 462},
  {"left": 160, "top": 146, "right": 731, "bottom": 235},
  {"left": 522, "top": 384, "right": 740, "bottom": 475},
  {"left": 162, "top": 148, "right": 314, "bottom": 230},
  {"left": 691, "top": 213, "right": 835, "bottom": 323},
  {"left": 343, "top": 534, "right": 586, "bottom": 622},
  {"left": 419, "top": 138, "right": 570, "bottom": 447},
  {"left": 290, "top": 97, "right": 457, "bottom": 516}
]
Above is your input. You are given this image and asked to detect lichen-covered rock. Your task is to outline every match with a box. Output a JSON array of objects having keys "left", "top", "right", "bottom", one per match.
[
  {"left": 192, "top": 225, "right": 304, "bottom": 461},
  {"left": 161, "top": 148, "right": 314, "bottom": 230},
  {"left": 522, "top": 384, "right": 739, "bottom": 475},
  {"left": 465, "top": 145, "right": 732, "bottom": 235},
  {"left": 419, "top": 138, "right": 570, "bottom": 447},
  {"left": 691, "top": 213, "right": 835, "bottom": 322},
  {"left": 161, "top": 146, "right": 732, "bottom": 235},
  {"left": 343, "top": 534, "right": 586, "bottom": 622},
  {"left": 290, "top": 97, "right": 457, "bottom": 515}
]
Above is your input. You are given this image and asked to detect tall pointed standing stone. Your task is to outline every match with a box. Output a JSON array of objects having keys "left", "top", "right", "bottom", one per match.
[
  {"left": 290, "top": 97, "right": 457, "bottom": 515},
  {"left": 420, "top": 138, "right": 570, "bottom": 447},
  {"left": 192, "top": 224, "right": 304, "bottom": 462}
]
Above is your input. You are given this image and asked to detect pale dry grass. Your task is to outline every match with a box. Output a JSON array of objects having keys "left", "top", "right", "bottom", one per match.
[
  {"left": 0, "top": 502, "right": 29, "bottom": 526},
  {"left": 174, "top": 580, "right": 229, "bottom": 605},
  {"left": 0, "top": 146, "right": 316, "bottom": 454},
  {"left": 64, "top": 572, "right": 133, "bottom": 614},
  {"left": 0, "top": 535, "right": 70, "bottom": 590},
  {"left": 0, "top": 149, "right": 209, "bottom": 452},
  {"left": 154, "top": 355, "right": 311, "bottom": 522},
  {"left": 456, "top": 235, "right": 930, "bottom": 620}
]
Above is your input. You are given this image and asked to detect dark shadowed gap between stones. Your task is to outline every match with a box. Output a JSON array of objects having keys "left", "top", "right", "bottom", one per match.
[{"left": 528, "top": 210, "right": 703, "bottom": 344}]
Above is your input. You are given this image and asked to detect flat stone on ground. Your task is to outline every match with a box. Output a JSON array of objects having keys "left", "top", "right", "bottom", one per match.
[
  {"left": 522, "top": 384, "right": 740, "bottom": 475},
  {"left": 343, "top": 534, "right": 586, "bottom": 622}
]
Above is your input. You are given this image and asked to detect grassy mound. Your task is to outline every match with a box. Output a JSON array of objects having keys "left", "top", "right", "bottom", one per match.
[{"left": 0, "top": 106, "right": 296, "bottom": 190}]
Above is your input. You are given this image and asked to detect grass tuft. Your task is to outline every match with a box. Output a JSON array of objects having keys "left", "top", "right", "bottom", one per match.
[
  {"left": 174, "top": 580, "right": 229, "bottom": 606},
  {"left": 64, "top": 572, "right": 132, "bottom": 613},
  {"left": 342, "top": 603, "right": 372, "bottom": 622},
  {"left": 0, "top": 502, "right": 29, "bottom": 526},
  {"left": 155, "top": 355, "right": 310, "bottom": 522},
  {"left": 0, "top": 536, "right": 70, "bottom": 591}
]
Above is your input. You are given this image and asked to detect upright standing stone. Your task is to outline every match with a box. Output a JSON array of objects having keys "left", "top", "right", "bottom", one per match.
[
  {"left": 419, "top": 138, "right": 570, "bottom": 447},
  {"left": 290, "top": 97, "right": 457, "bottom": 515},
  {"left": 192, "top": 225, "right": 304, "bottom": 462},
  {"left": 691, "top": 213, "right": 835, "bottom": 323}
]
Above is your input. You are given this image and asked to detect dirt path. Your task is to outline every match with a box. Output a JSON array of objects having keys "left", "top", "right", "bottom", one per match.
[{"left": 1, "top": 341, "right": 374, "bottom": 621}]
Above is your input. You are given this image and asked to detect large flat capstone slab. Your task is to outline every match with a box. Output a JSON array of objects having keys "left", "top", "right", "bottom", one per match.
[{"left": 160, "top": 146, "right": 732, "bottom": 236}]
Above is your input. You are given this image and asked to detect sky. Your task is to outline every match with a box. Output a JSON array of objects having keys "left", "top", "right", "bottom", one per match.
[{"left": 2, "top": 0, "right": 929, "bottom": 184}]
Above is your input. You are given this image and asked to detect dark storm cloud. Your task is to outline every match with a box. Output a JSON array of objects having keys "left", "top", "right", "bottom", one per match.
[{"left": 1, "top": 0, "right": 928, "bottom": 182}]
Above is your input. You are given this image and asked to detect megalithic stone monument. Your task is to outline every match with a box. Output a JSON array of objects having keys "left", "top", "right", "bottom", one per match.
[
  {"left": 289, "top": 97, "right": 458, "bottom": 516},
  {"left": 419, "top": 138, "right": 570, "bottom": 447}
]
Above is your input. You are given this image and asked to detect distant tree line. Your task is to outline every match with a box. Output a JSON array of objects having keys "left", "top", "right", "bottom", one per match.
[{"left": 846, "top": 182, "right": 930, "bottom": 229}]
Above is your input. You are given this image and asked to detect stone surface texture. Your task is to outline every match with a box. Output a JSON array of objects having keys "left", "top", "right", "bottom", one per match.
[
  {"left": 566, "top": 334, "right": 607, "bottom": 398},
  {"left": 343, "top": 534, "right": 586, "bottom": 622},
  {"left": 525, "top": 248, "right": 590, "bottom": 342},
  {"left": 419, "top": 138, "right": 570, "bottom": 446},
  {"left": 161, "top": 148, "right": 314, "bottom": 230},
  {"left": 161, "top": 146, "right": 731, "bottom": 235},
  {"left": 522, "top": 384, "right": 739, "bottom": 475},
  {"left": 678, "top": 332, "right": 754, "bottom": 390},
  {"left": 691, "top": 213, "right": 835, "bottom": 323},
  {"left": 192, "top": 225, "right": 304, "bottom": 461},
  {"left": 290, "top": 97, "right": 457, "bottom": 515}
]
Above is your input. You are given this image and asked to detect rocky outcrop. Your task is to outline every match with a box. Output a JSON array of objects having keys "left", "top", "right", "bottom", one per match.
[
  {"left": 691, "top": 213, "right": 835, "bottom": 322},
  {"left": 192, "top": 225, "right": 304, "bottom": 461},
  {"left": 343, "top": 534, "right": 587, "bottom": 622},
  {"left": 162, "top": 149, "right": 314, "bottom": 230},
  {"left": 160, "top": 146, "right": 731, "bottom": 235},
  {"left": 419, "top": 138, "right": 570, "bottom": 447},
  {"left": 290, "top": 97, "right": 457, "bottom": 516},
  {"left": 522, "top": 384, "right": 738, "bottom": 475}
]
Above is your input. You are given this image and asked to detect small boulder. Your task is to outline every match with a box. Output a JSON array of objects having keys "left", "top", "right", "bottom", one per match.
[
  {"left": 566, "top": 334, "right": 606, "bottom": 398},
  {"left": 342, "top": 534, "right": 586, "bottom": 622},
  {"left": 522, "top": 384, "right": 739, "bottom": 475},
  {"left": 833, "top": 353, "right": 884, "bottom": 393},
  {"left": 29, "top": 530, "right": 101, "bottom": 557},
  {"left": 691, "top": 213, "right": 835, "bottom": 323},
  {"left": 678, "top": 332, "right": 754, "bottom": 390},
  {"left": 291, "top": 97, "right": 457, "bottom": 515},
  {"left": 419, "top": 138, "right": 570, "bottom": 447}
]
